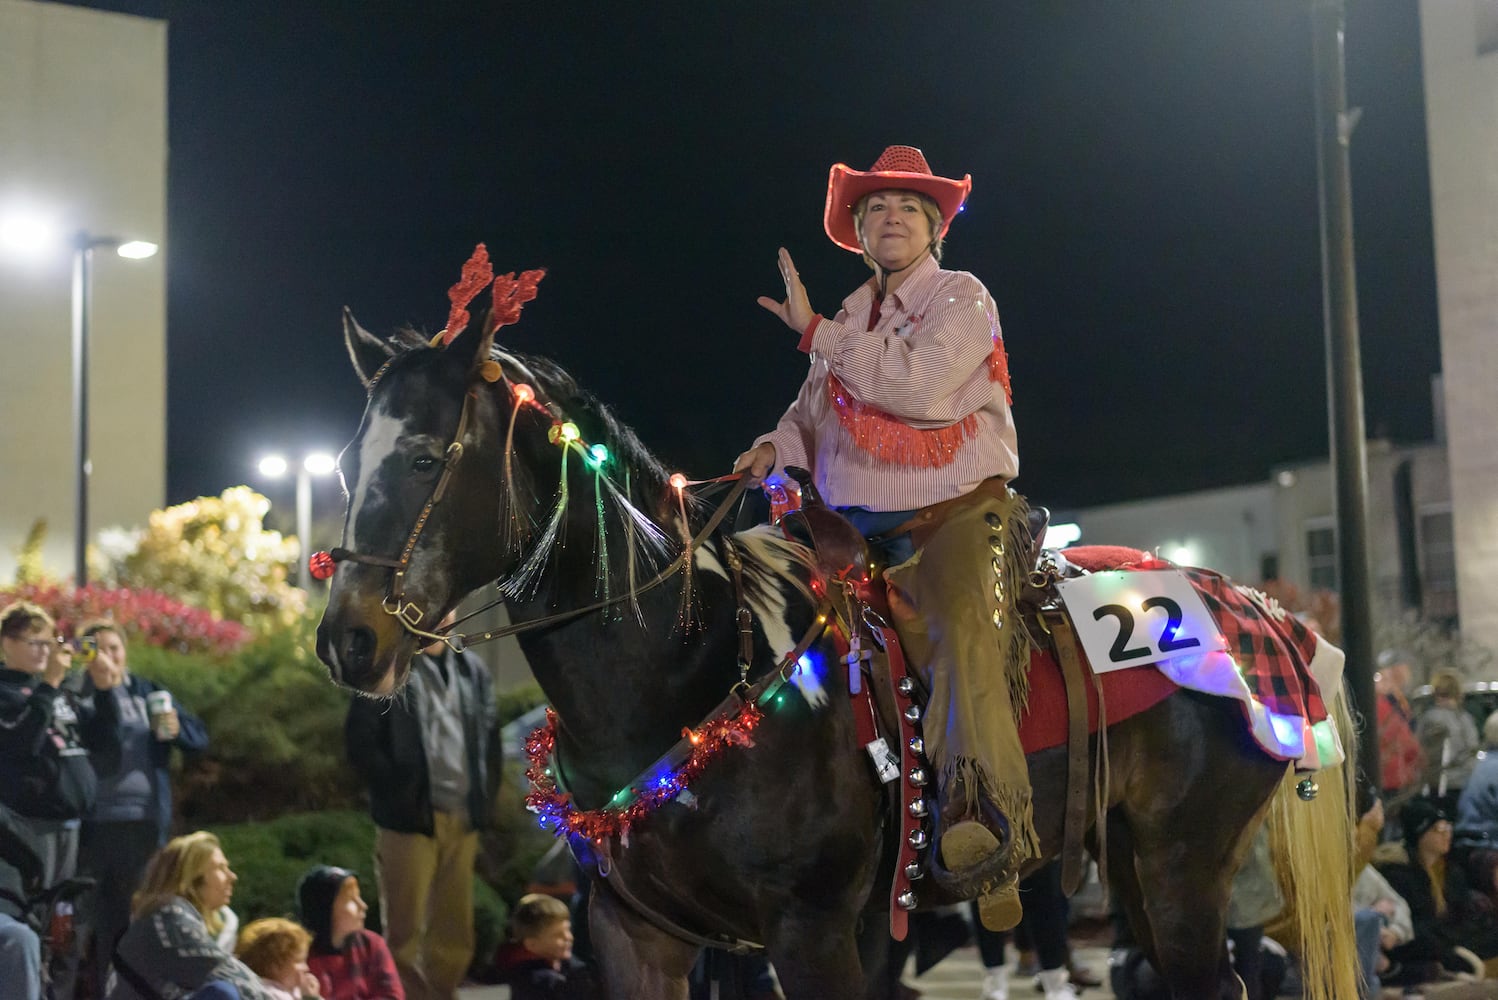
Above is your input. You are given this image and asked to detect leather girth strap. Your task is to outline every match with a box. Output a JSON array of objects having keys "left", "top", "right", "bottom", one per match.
[
  {"left": 1044, "top": 608, "right": 1092, "bottom": 897},
  {"left": 594, "top": 840, "right": 764, "bottom": 955}
]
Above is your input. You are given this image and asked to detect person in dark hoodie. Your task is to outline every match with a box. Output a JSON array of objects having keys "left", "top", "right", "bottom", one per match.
[
  {"left": 0, "top": 601, "right": 121, "bottom": 999},
  {"left": 0, "top": 602, "right": 122, "bottom": 880},
  {"left": 491, "top": 894, "right": 595, "bottom": 1000},
  {"left": 297, "top": 865, "right": 403, "bottom": 1000}
]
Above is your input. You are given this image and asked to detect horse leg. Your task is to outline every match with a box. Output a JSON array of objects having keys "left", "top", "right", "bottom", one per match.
[
  {"left": 589, "top": 880, "right": 700, "bottom": 1000},
  {"left": 765, "top": 909, "right": 867, "bottom": 1000},
  {"left": 1111, "top": 699, "right": 1284, "bottom": 999}
]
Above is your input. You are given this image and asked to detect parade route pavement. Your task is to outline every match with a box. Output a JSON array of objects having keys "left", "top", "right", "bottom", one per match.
[
  {"left": 456, "top": 944, "right": 1119, "bottom": 999},
  {"left": 456, "top": 944, "right": 1498, "bottom": 998}
]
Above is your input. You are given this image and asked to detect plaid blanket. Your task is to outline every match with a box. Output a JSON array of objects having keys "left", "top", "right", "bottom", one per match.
[{"left": 1061, "top": 546, "right": 1346, "bottom": 771}]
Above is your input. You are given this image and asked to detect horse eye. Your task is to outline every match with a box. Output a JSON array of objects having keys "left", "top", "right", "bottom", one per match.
[{"left": 412, "top": 455, "right": 439, "bottom": 474}]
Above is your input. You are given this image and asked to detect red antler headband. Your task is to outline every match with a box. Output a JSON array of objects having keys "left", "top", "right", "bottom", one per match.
[{"left": 439, "top": 244, "right": 546, "bottom": 346}]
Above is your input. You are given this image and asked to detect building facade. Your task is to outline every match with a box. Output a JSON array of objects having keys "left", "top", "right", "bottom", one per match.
[
  {"left": 1062, "top": 440, "right": 1456, "bottom": 625},
  {"left": 1421, "top": 0, "right": 1498, "bottom": 651},
  {"left": 0, "top": 0, "right": 167, "bottom": 581}
]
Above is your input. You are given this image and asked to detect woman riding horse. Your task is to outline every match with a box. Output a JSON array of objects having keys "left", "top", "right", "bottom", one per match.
[{"left": 735, "top": 144, "right": 1031, "bottom": 931}]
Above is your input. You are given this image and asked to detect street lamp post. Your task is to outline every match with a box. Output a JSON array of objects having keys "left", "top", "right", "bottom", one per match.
[
  {"left": 70, "top": 231, "right": 159, "bottom": 586},
  {"left": 3, "top": 214, "right": 157, "bottom": 584},
  {"left": 1311, "top": 0, "right": 1378, "bottom": 790},
  {"left": 258, "top": 452, "right": 336, "bottom": 589}
]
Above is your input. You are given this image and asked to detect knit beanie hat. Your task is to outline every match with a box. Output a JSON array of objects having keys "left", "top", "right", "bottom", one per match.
[
  {"left": 1402, "top": 798, "right": 1449, "bottom": 854},
  {"left": 297, "top": 865, "right": 355, "bottom": 954}
]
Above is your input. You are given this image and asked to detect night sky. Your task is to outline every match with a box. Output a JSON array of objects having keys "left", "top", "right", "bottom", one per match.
[{"left": 77, "top": 1, "right": 1439, "bottom": 516}]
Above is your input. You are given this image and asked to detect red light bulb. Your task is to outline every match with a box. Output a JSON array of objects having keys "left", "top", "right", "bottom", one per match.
[{"left": 308, "top": 551, "right": 336, "bottom": 581}]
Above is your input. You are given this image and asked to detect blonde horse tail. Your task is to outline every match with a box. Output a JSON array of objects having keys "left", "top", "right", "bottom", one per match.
[{"left": 1264, "top": 680, "right": 1360, "bottom": 1000}]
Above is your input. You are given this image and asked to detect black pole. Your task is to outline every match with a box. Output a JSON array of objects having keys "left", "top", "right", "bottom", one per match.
[
  {"left": 71, "top": 234, "right": 94, "bottom": 588},
  {"left": 1311, "top": 0, "right": 1379, "bottom": 791}
]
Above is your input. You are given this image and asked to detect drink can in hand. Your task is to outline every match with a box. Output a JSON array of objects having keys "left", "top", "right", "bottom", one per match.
[{"left": 146, "top": 690, "right": 173, "bottom": 740}]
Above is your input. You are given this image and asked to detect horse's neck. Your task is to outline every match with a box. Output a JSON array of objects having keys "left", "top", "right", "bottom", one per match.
[{"left": 510, "top": 565, "right": 743, "bottom": 806}]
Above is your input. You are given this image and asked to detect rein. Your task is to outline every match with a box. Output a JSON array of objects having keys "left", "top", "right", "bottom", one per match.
[{"left": 327, "top": 371, "right": 753, "bottom": 652}]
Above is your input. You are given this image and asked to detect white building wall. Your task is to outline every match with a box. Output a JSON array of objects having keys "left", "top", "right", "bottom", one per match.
[
  {"left": 1421, "top": 1, "right": 1498, "bottom": 650},
  {"left": 1271, "top": 442, "right": 1451, "bottom": 611},
  {"left": 1064, "top": 483, "right": 1276, "bottom": 584},
  {"left": 0, "top": 0, "right": 166, "bottom": 581}
]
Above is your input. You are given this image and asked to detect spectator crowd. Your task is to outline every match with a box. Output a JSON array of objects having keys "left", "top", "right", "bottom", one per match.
[
  {"left": 12, "top": 580, "right": 1498, "bottom": 1000},
  {"left": 0, "top": 600, "right": 574, "bottom": 1000}
]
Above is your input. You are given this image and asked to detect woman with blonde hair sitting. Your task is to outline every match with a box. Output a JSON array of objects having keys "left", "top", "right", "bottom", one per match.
[{"left": 107, "top": 831, "right": 270, "bottom": 1000}]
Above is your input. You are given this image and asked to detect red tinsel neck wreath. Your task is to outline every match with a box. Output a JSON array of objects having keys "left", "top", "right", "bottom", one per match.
[{"left": 524, "top": 704, "right": 764, "bottom": 845}]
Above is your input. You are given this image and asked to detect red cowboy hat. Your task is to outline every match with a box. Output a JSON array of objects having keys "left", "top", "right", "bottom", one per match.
[{"left": 823, "top": 145, "right": 972, "bottom": 254}]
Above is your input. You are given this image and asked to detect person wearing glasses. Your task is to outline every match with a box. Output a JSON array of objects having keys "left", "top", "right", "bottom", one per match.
[
  {"left": 0, "top": 601, "right": 124, "bottom": 874},
  {"left": 0, "top": 600, "right": 122, "bottom": 999}
]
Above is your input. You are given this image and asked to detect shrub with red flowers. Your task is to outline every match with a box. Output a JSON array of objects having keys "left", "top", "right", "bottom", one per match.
[{"left": 0, "top": 581, "right": 251, "bottom": 656}]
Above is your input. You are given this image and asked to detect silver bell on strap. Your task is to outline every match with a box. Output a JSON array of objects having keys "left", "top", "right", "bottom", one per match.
[
  {"left": 896, "top": 889, "right": 918, "bottom": 911},
  {"left": 909, "top": 798, "right": 929, "bottom": 818}
]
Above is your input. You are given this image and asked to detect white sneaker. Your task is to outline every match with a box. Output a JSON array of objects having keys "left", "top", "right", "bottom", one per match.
[
  {"left": 1037, "top": 967, "right": 1080, "bottom": 1000},
  {"left": 979, "top": 965, "right": 1009, "bottom": 1000}
]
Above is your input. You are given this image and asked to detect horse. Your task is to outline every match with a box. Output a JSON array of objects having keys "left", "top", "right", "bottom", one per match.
[{"left": 316, "top": 299, "right": 1357, "bottom": 1000}]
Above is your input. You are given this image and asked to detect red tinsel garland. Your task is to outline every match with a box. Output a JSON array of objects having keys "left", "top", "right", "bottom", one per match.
[{"left": 524, "top": 703, "right": 764, "bottom": 844}]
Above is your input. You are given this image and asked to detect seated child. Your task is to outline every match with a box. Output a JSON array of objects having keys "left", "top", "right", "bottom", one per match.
[
  {"left": 237, "top": 918, "right": 321, "bottom": 1000},
  {"left": 296, "top": 866, "right": 403, "bottom": 1000},
  {"left": 493, "top": 893, "right": 596, "bottom": 999}
]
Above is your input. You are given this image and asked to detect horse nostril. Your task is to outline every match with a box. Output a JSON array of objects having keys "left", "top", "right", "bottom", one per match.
[{"left": 342, "top": 627, "right": 376, "bottom": 672}]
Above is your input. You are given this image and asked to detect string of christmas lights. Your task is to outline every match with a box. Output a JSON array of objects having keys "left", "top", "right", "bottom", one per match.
[{"left": 524, "top": 704, "right": 766, "bottom": 844}]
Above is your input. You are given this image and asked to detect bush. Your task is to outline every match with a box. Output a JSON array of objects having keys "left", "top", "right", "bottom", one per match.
[
  {"left": 104, "top": 487, "right": 307, "bottom": 634},
  {"left": 208, "top": 810, "right": 376, "bottom": 922},
  {"left": 471, "top": 875, "right": 510, "bottom": 971},
  {"left": 497, "top": 682, "right": 545, "bottom": 727},
  {"left": 0, "top": 581, "right": 250, "bottom": 656},
  {"left": 120, "top": 607, "right": 362, "bottom": 825}
]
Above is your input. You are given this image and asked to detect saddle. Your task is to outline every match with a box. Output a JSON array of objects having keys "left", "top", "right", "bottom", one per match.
[{"left": 777, "top": 471, "right": 1099, "bottom": 937}]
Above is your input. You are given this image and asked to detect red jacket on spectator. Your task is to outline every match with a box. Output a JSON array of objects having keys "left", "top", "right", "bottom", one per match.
[
  {"left": 1380, "top": 692, "right": 1424, "bottom": 794},
  {"left": 308, "top": 929, "right": 403, "bottom": 1000}
]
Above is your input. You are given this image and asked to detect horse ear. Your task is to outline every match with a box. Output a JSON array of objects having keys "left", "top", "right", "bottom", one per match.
[
  {"left": 444, "top": 307, "right": 498, "bottom": 371},
  {"left": 343, "top": 307, "right": 393, "bottom": 390}
]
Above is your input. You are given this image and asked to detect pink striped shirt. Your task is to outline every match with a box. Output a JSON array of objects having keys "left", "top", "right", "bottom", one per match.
[{"left": 755, "top": 254, "right": 1019, "bottom": 511}]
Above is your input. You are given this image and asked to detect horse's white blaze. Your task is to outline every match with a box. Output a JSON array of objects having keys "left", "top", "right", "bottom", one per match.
[{"left": 347, "top": 408, "right": 407, "bottom": 537}]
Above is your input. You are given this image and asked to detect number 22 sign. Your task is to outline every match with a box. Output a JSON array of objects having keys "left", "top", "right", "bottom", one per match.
[{"left": 1054, "top": 570, "right": 1227, "bottom": 674}]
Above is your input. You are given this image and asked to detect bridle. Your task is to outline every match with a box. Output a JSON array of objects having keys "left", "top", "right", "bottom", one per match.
[
  {"left": 325, "top": 363, "right": 479, "bottom": 646},
  {"left": 323, "top": 358, "right": 751, "bottom": 652}
]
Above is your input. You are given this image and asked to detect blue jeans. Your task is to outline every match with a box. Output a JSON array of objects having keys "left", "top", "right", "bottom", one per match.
[
  {"left": 1354, "top": 906, "right": 1383, "bottom": 998},
  {"left": 0, "top": 912, "right": 41, "bottom": 1000},
  {"left": 836, "top": 507, "right": 918, "bottom": 567}
]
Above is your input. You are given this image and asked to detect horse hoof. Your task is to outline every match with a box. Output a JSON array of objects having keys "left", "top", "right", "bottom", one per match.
[{"left": 940, "top": 820, "right": 1000, "bottom": 872}]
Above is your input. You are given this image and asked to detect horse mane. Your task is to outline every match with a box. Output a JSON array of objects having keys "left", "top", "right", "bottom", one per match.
[{"left": 380, "top": 330, "right": 817, "bottom": 621}]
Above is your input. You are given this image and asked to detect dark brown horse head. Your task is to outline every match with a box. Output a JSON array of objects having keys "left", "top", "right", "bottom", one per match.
[{"left": 315, "top": 308, "right": 509, "bottom": 694}]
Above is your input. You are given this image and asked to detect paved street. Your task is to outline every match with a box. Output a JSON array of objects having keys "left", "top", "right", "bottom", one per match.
[
  {"left": 458, "top": 945, "right": 1498, "bottom": 998},
  {"left": 457, "top": 944, "right": 1119, "bottom": 999}
]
